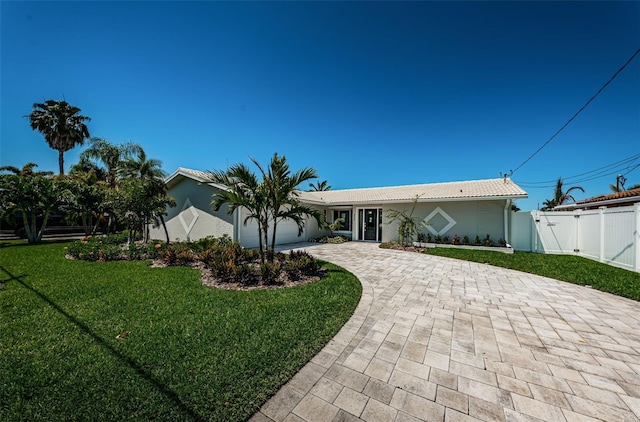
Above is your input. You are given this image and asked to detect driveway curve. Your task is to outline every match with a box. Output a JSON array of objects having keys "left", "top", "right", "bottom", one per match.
[{"left": 252, "top": 242, "right": 640, "bottom": 422}]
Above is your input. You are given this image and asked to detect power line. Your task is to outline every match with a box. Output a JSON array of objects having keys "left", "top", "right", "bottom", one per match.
[
  {"left": 515, "top": 153, "right": 640, "bottom": 185},
  {"left": 515, "top": 153, "right": 640, "bottom": 188},
  {"left": 509, "top": 48, "right": 640, "bottom": 177}
]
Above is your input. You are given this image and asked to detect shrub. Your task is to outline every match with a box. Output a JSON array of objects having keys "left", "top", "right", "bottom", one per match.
[
  {"left": 426, "top": 233, "right": 432, "bottom": 243},
  {"left": 287, "top": 250, "right": 319, "bottom": 277},
  {"left": 68, "top": 235, "right": 123, "bottom": 261},
  {"left": 231, "top": 263, "right": 257, "bottom": 285},
  {"left": 160, "top": 243, "right": 197, "bottom": 266},
  {"left": 434, "top": 235, "right": 442, "bottom": 244},
  {"left": 145, "top": 242, "right": 165, "bottom": 259},
  {"left": 498, "top": 238, "right": 507, "bottom": 247},
  {"left": 379, "top": 241, "right": 399, "bottom": 249},
  {"left": 452, "top": 234, "right": 461, "bottom": 245},
  {"left": 473, "top": 235, "right": 482, "bottom": 246},
  {"left": 462, "top": 235, "right": 470, "bottom": 245},
  {"left": 442, "top": 235, "right": 450, "bottom": 244},
  {"left": 260, "top": 261, "right": 282, "bottom": 285},
  {"left": 484, "top": 234, "right": 493, "bottom": 247},
  {"left": 126, "top": 243, "right": 146, "bottom": 260},
  {"left": 190, "top": 234, "right": 234, "bottom": 252},
  {"left": 417, "top": 233, "right": 426, "bottom": 243}
]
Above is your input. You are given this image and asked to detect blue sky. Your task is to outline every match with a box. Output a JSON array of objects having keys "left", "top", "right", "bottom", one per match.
[{"left": 1, "top": 1, "right": 639, "bottom": 211}]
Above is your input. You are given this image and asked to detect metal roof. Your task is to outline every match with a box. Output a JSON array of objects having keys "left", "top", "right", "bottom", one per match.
[
  {"left": 167, "top": 168, "right": 527, "bottom": 205},
  {"left": 297, "top": 178, "right": 527, "bottom": 205}
]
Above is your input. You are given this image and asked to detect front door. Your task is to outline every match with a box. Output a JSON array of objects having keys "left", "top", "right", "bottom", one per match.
[{"left": 359, "top": 209, "right": 381, "bottom": 241}]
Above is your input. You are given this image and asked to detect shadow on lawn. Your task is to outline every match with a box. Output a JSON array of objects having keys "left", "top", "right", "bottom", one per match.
[{"left": 0, "top": 265, "right": 205, "bottom": 421}]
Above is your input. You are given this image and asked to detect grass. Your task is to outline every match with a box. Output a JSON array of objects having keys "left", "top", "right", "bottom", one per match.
[
  {"left": 423, "top": 247, "right": 640, "bottom": 301},
  {"left": 0, "top": 240, "right": 362, "bottom": 421}
]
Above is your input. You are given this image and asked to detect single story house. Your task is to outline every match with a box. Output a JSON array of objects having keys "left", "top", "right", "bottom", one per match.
[
  {"left": 149, "top": 168, "right": 528, "bottom": 248},
  {"left": 554, "top": 188, "right": 640, "bottom": 210}
]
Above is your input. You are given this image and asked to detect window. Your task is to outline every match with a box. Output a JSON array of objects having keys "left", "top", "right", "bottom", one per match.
[{"left": 332, "top": 210, "right": 351, "bottom": 231}]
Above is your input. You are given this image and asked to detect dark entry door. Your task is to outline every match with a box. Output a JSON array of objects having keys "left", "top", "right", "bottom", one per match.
[{"left": 359, "top": 209, "right": 380, "bottom": 241}]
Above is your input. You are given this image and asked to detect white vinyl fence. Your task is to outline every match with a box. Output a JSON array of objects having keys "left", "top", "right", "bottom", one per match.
[{"left": 511, "top": 203, "right": 640, "bottom": 273}]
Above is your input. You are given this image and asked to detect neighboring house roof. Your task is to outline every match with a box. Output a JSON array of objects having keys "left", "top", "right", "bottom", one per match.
[
  {"left": 166, "top": 167, "right": 527, "bottom": 206},
  {"left": 555, "top": 188, "right": 640, "bottom": 210},
  {"left": 300, "top": 178, "right": 527, "bottom": 205},
  {"left": 165, "top": 167, "right": 228, "bottom": 190}
]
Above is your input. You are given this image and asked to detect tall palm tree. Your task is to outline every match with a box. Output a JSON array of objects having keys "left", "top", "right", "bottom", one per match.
[
  {"left": 541, "top": 178, "right": 584, "bottom": 210},
  {"left": 308, "top": 180, "right": 331, "bottom": 191},
  {"left": 27, "top": 100, "right": 91, "bottom": 174},
  {"left": 79, "top": 137, "right": 142, "bottom": 188}
]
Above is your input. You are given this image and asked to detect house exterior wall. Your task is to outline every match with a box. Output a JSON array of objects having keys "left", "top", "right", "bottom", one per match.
[
  {"left": 379, "top": 200, "right": 509, "bottom": 243},
  {"left": 149, "top": 178, "right": 234, "bottom": 242}
]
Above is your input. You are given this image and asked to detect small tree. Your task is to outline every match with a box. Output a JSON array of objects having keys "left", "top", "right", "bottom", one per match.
[
  {"left": 385, "top": 196, "right": 426, "bottom": 246},
  {"left": 0, "top": 164, "right": 68, "bottom": 243},
  {"left": 325, "top": 217, "right": 344, "bottom": 237},
  {"left": 541, "top": 178, "right": 584, "bottom": 210},
  {"left": 113, "top": 178, "right": 175, "bottom": 243}
]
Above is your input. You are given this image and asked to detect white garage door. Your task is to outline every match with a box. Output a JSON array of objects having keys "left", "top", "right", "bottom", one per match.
[{"left": 238, "top": 211, "right": 305, "bottom": 249}]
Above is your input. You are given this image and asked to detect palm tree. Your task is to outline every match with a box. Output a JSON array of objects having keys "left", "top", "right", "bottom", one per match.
[
  {"left": 120, "top": 149, "right": 171, "bottom": 242},
  {"left": 208, "top": 154, "right": 324, "bottom": 262},
  {"left": 541, "top": 178, "right": 584, "bottom": 210},
  {"left": 260, "top": 154, "right": 324, "bottom": 257},
  {"left": 120, "top": 149, "right": 166, "bottom": 187},
  {"left": 208, "top": 163, "right": 270, "bottom": 262},
  {"left": 0, "top": 162, "right": 53, "bottom": 177},
  {"left": 308, "top": 180, "right": 331, "bottom": 191},
  {"left": 27, "top": 100, "right": 91, "bottom": 174},
  {"left": 79, "top": 137, "right": 142, "bottom": 188}
]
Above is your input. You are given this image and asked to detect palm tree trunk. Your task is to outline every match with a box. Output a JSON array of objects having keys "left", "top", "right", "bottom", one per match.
[
  {"left": 270, "top": 219, "right": 278, "bottom": 260},
  {"left": 58, "top": 150, "right": 65, "bottom": 175},
  {"left": 160, "top": 215, "right": 170, "bottom": 244}
]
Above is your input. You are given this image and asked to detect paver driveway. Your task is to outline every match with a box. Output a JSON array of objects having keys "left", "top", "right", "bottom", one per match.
[{"left": 252, "top": 242, "right": 640, "bottom": 422}]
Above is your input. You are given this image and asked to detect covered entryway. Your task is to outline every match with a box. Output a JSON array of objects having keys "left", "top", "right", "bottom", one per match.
[{"left": 358, "top": 208, "right": 382, "bottom": 241}]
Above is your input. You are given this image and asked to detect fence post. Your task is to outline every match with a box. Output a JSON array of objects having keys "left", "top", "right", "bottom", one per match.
[
  {"left": 599, "top": 207, "right": 606, "bottom": 263},
  {"left": 635, "top": 203, "right": 640, "bottom": 272}
]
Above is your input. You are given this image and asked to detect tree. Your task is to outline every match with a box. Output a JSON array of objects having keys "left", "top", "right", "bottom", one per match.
[
  {"left": 259, "top": 154, "right": 324, "bottom": 258},
  {"left": 0, "top": 164, "right": 68, "bottom": 243},
  {"left": 208, "top": 162, "right": 270, "bottom": 262},
  {"left": 120, "top": 148, "right": 171, "bottom": 242},
  {"left": 541, "top": 178, "right": 584, "bottom": 210},
  {"left": 385, "top": 195, "right": 426, "bottom": 246},
  {"left": 308, "top": 180, "right": 331, "bottom": 191},
  {"left": 58, "top": 172, "right": 108, "bottom": 235},
  {"left": 113, "top": 178, "right": 175, "bottom": 243},
  {"left": 79, "top": 137, "right": 142, "bottom": 188},
  {"left": 27, "top": 100, "right": 91, "bottom": 174},
  {"left": 208, "top": 154, "right": 324, "bottom": 262}
]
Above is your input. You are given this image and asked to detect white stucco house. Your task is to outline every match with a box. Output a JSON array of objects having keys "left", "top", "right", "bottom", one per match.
[{"left": 149, "top": 168, "right": 528, "bottom": 248}]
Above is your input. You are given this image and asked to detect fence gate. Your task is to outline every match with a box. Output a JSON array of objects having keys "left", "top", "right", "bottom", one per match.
[{"left": 511, "top": 203, "right": 640, "bottom": 273}]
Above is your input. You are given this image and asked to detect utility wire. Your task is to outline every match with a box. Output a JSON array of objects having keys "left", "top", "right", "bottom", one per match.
[
  {"left": 515, "top": 153, "right": 640, "bottom": 188},
  {"left": 509, "top": 48, "right": 640, "bottom": 177},
  {"left": 515, "top": 153, "right": 640, "bottom": 185}
]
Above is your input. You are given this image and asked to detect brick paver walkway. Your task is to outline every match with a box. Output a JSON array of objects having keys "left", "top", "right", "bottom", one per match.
[{"left": 252, "top": 242, "right": 640, "bottom": 421}]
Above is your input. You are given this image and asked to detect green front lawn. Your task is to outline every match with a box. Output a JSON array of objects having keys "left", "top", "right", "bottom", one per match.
[
  {"left": 0, "top": 241, "right": 361, "bottom": 421},
  {"left": 424, "top": 247, "right": 640, "bottom": 301}
]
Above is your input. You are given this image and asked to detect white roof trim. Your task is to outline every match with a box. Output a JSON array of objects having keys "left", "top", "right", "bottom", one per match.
[{"left": 165, "top": 167, "right": 228, "bottom": 191}]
